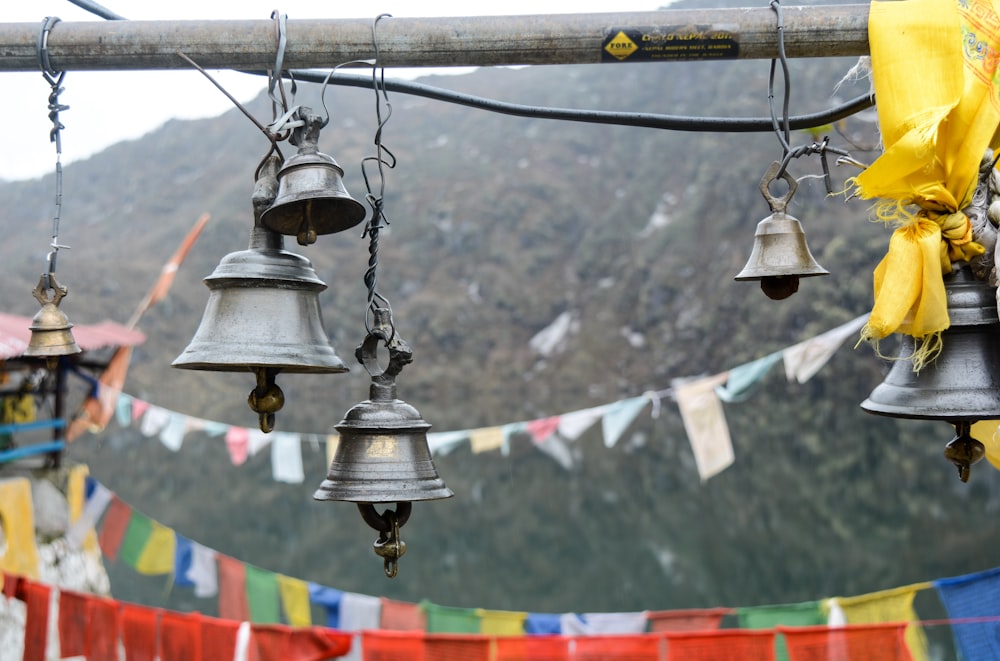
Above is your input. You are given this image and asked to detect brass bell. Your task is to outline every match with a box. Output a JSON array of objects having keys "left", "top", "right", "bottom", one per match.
[
  {"left": 260, "top": 108, "right": 366, "bottom": 246},
  {"left": 861, "top": 263, "right": 1000, "bottom": 482},
  {"left": 735, "top": 161, "right": 829, "bottom": 300},
  {"left": 315, "top": 309, "right": 452, "bottom": 577},
  {"left": 173, "top": 155, "right": 348, "bottom": 432},
  {"left": 24, "top": 274, "right": 81, "bottom": 360}
]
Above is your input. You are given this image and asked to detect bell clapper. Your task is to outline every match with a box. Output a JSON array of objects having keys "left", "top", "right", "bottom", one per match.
[
  {"left": 943, "top": 421, "right": 986, "bottom": 483},
  {"left": 359, "top": 502, "right": 412, "bottom": 578},
  {"left": 247, "top": 367, "right": 285, "bottom": 433},
  {"left": 760, "top": 275, "right": 800, "bottom": 300}
]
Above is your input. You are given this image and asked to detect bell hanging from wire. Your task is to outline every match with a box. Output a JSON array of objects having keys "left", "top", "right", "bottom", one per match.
[
  {"left": 173, "top": 154, "right": 349, "bottom": 433},
  {"left": 24, "top": 274, "right": 81, "bottom": 362},
  {"left": 260, "top": 108, "right": 366, "bottom": 246},
  {"left": 314, "top": 308, "right": 453, "bottom": 578},
  {"left": 861, "top": 263, "right": 1000, "bottom": 482},
  {"left": 735, "top": 161, "right": 829, "bottom": 300}
]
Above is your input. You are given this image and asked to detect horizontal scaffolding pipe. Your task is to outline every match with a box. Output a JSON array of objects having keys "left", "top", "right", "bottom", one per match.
[{"left": 0, "top": 5, "right": 868, "bottom": 72}]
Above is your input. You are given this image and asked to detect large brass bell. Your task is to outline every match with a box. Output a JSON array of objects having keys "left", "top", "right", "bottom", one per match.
[
  {"left": 173, "top": 156, "right": 348, "bottom": 432},
  {"left": 735, "top": 161, "right": 829, "bottom": 300},
  {"left": 24, "top": 274, "right": 81, "bottom": 361},
  {"left": 260, "top": 108, "right": 366, "bottom": 246},
  {"left": 314, "top": 309, "right": 453, "bottom": 577},
  {"left": 861, "top": 263, "right": 1000, "bottom": 482}
]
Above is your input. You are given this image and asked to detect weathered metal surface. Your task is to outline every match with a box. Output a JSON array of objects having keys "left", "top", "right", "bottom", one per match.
[{"left": 0, "top": 6, "right": 869, "bottom": 72}]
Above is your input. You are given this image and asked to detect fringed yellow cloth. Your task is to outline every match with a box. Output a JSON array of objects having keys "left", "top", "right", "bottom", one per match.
[{"left": 854, "top": 0, "right": 1000, "bottom": 365}]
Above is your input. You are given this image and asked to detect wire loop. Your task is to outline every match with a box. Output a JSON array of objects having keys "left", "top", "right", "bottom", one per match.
[
  {"left": 766, "top": 0, "right": 856, "bottom": 194},
  {"left": 359, "top": 14, "right": 398, "bottom": 337}
]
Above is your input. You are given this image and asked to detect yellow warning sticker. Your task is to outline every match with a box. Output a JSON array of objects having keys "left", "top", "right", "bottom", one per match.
[
  {"left": 602, "top": 25, "right": 739, "bottom": 62},
  {"left": 604, "top": 31, "right": 639, "bottom": 61}
]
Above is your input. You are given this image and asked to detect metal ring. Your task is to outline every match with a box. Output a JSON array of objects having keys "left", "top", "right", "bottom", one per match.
[{"left": 37, "top": 16, "right": 62, "bottom": 80}]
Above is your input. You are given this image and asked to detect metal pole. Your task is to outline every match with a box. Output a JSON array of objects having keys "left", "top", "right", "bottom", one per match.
[{"left": 0, "top": 5, "right": 868, "bottom": 72}]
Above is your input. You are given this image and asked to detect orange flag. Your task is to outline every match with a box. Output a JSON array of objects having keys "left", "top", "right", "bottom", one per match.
[{"left": 67, "top": 213, "right": 210, "bottom": 441}]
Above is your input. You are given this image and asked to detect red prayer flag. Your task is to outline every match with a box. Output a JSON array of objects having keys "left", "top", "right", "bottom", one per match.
[
  {"left": 87, "top": 596, "right": 121, "bottom": 661},
  {"left": 423, "top": 634, "right": 491, "bottom": 661},
  {"left": 98, "top": 496, "right": 132, "bottom": 561},
  {"left": 647, "top": 608, "right": 731, "bottom": 633},
  {"left": 362, "top": 630, "right": 426, "bottom": 661},
  {"left": 289, "top": 627, "right": 353, "bottom": 660},
  {"left": 665, "top": 629, "right": 777, "bottom": 661},
  {"left": 22, "top": 580, "right": 50, "bottom": 661},
  {"left": 2, "top": 572, "right": 20, "bottom": 599},
  {"left": 58, "top": 589, "right": 89, "bottom": 657},
  {"left": 573, "top": 634, "right": 662, "bottom": 660},
  {"left": 160, "top": 611, "right": 202, "bottom": 661},
  {"left": 217, "top": 554, "right": 250, "bottom": 621},
  {"left": 121, "top": 603, "right": 160, "bottom": 661},
  {"left": 780, "top": 623, "right": 912, "bottom": 661},
  {"left": 495, "top": 635, "right": 570, "bottom": 661},
  {"left": 201, "top": 614, "right": 241, "bottom": 660},
  {"left": 526, "top": 416, "right": 561, "bottom": 443},
  {"left": 379, "top": 597, "right": 426, "bottom": 631},
  {"left": 252, "top": 624, "right": 353, "bottom": 661}
]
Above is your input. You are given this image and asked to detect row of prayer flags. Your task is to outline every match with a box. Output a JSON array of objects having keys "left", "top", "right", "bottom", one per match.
[
  {"left": 3, "top": 572, "right": 351, "bottom": 661},
  {"left": 7, "top": 472, "right": 1000, "bottom": 660},
  {"left": 0, "top": 571, "right": 922, "bottom": 661},
  {"left": 104, "top": 314, "right": 868, "bottom": 485},
  {"left": 72, "top": 476, "right": 1000, "bottom": 661}
]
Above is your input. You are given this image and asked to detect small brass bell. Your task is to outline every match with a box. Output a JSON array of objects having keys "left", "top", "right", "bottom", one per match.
[
  {"left": 260, "top": 108, "right": 366, "bottom": 246},
  {"left": 314, "top": 309, "right": 453, "bottom": 577},
  {"left": 735, "top": 161, "right": 829, "bottom": 300},
  {"left": 173, "top": 155, "right": 349, "bottom": 432},
  {"left": 24, "top": 274, "right": 81, "bottom": 361},
  {"left": 862, "top": 264, "right": 1000, "bottom": 481}
]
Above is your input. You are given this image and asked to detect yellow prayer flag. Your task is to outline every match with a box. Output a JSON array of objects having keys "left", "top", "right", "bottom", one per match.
[
  {"left": 854, "top": 0, "right": 1000, "bottom": 356},
  {"left": 477, "top": 608, "right": 527, "bottom": 636},
  {"left": 834, "top": 582, "right": 932, "bottom": 661},
  {"left": 134, "top": 521, "right": 177, "bottom": 575},
  {"left": 973, "top": 420, "right": 1000, "bottom": 470},
  {"left": 0, "top": 478, "right": 40, "bottom": 579},
  {"left": 469, "top": 427, "right": 504, "bottom": 454},
  {"left": 66, "top": 464, "right": 99, "bottom": 554},
  {"left": 278, "top": 574, "right": 312, "bottom": 627}
]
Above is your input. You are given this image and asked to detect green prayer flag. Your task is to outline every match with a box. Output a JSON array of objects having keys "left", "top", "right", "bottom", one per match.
[
  {"left": 422, "top": 600, "right": 481, "bottom": 633},
  {"left": 117, "top": 510, "right": 153, "bottom": 568},
  {"left": 738, "top": 601, "right": 825, "bottom": 661},
  {"left": 245, "top": 564, "right": 282, "bottom": 624}
]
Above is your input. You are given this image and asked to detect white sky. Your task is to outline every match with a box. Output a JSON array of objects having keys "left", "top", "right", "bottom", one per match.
[{"left": 4, "top": 1, "right": 662, "bottom": 181}]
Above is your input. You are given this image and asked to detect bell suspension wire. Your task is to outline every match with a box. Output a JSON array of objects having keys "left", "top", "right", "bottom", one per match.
[
  {"left": 361, "top": 14, "right": 398, "bottom": 336},
  {"left": 766, "top": 0, "right": 853, "bottom": 195},
  {"left": 38, "top": 16, "right": 71, "bottom": 289}
]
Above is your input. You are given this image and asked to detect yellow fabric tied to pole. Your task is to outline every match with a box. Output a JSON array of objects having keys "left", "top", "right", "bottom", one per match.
[{"left": 854, "top": 0, "right": 1000, "bottom": 365}]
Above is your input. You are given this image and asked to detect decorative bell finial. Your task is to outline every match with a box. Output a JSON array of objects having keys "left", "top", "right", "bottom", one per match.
[
  {"left": 314, "top": 308, "right": 453, "bottom": 578},
  {"left": 24, "top": 274, "right": 81, "bottom": 363},
  {"left": 735, "top": 161, "right": 829, "bottom": 299},
  {"left": 172, "top": 154, "right": 349, "bottom": 432},
  {"left": 260, "top": 109, "right": 366, "bottom": 246}
]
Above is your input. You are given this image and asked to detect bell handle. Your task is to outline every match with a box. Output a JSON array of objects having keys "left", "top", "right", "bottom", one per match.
[
  {"left": 357, "top": 308, "right": 413, "bottom": 382},
  {"left": 32, "top": 274, "right": 68, "bottom": 307},
  {"left": 357, "top": 502, "right": 412, "bottom": 533},
  {"left": 759, "top": 160, "right": 798, "bottom": 214}
]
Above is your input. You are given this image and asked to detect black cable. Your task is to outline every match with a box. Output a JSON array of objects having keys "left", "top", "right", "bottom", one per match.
[
  {"left": 66, "top": 0, "right": 875, "bottom": 134},
  {"left": 287, "top": 70, "right": 875, "bottom": 134},
  {"left": 65, "top": 0, "right": 125, "bottom": 20}
]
